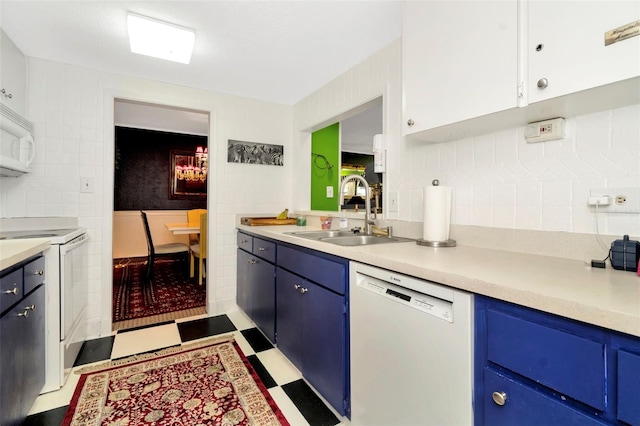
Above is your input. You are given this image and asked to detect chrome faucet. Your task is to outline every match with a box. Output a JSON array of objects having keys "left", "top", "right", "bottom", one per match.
[{"left": 339, "top": 175, "right": 375, "bottom": 235}]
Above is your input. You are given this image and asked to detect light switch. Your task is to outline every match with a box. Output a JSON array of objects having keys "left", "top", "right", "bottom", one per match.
[
  {"left": 388, "top": 192, "right": 398, "bottom": 212},
  {"left": 81, "top": 177, "right": 94, "bottom": 193},
  {"left": 326, "top": 186, "right": 334, "bottom": 198}
]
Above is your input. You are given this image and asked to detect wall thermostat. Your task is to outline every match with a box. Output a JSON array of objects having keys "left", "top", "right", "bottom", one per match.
[{"left": 525, "top": 117, "right": 566, "bottom": 143}]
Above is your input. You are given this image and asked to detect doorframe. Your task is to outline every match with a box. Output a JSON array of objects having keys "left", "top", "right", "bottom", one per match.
[{"left": 100, "top": 88, "right": 217, "bottom": 336}]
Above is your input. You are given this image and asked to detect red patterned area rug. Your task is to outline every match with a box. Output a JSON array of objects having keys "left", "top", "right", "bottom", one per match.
[
  {"left": 113, "top": 257, "right": 206, "bottom": 322},
  {"left": 63, "top": 336, "right": 290, "bottom": 426}
]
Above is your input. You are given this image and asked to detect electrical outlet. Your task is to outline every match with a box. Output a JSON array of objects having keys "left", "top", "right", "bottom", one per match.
[{"left": 590, "top": 187, "right": 640, "bottom": 213}]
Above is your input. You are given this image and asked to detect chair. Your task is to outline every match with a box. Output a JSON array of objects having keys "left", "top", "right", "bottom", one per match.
[
  {"left": 140, "top": 211, "right": 189, "bottom": 284},
  {"left": 189, "top": 212, "right": 207, "bottom": 285},
  {"left": 187, "top": 209, "right": 207, "bottom": 246}
]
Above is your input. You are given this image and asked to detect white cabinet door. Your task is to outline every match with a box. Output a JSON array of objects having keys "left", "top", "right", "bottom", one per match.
[
  {"left": 527, "top": 1, "right": 640, "bottom": 104},
  {"left": 403, "top": 0, "right": 519, "bottom": 136},
  {"left": 0, "top": 29, "right": 27, "bottom": 115}
]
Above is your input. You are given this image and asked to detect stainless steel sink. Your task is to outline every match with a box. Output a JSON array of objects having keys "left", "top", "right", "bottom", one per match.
[
  {"left": 285, "top": 230, "right": 356, "bottom": 239},
  {"left": 286, "top": 230, "right": 413, "bottom": 246},
  {"left": 319, "top": 235, "right": 413, "bottom": 246}
]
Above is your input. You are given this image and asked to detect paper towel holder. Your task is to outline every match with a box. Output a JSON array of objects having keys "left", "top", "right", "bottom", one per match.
[
  {"left": 417, "top": 179, "right": 457, "bottom": 247},
  {"left": 417, "top": 238, "right": 456, "bottom": 247}
]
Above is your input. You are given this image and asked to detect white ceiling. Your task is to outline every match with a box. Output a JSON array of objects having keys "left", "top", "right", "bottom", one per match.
[{"left": 0, "top": 1, "right": 402, "bottom": 105}]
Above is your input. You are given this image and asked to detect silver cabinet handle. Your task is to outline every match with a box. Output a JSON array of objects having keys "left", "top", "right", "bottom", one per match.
[
  {"left": 258, "top": 247, "right": 266, "bottom": 251},
  {"left": 240, "top": 239, "right": 249, "bottom": 243},
  {"left": 492, "top": 391, "right": 507, "bottom": 406},
  {"left": 248, "top": 259, "right": 256, "bottom": 265},
  {"left": 537, "top": 78, "right": 548, "bottom": 89},
  {"left": 33, "top": 269, "right": 44, "bottom": 276},
  {"left": 300, "top": 287, "right": 309, "bottom": 294},
  {"left": 407, "top": 119, "right": 415, "bottom": 127},
  {"left": 3, "top": 287, "right": 19, "bottom": 295},
  {"left": 294, "top": 284, "right": 301, "bottom": 290}
]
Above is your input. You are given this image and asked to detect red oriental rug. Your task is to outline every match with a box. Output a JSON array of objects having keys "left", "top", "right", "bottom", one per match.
[
  {"left": 112, "top": 257, "right": 206, "bottom": 322},
  {"left": 63, "top": 336, "right": 289, "bottom": 426}
]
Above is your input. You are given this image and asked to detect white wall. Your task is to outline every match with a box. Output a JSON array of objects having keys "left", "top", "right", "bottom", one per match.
[
  {"left": 0, "top": 57, "right": 292, "bottom": 337},
  {"left": 2, "top": 38, "right": 639, "bottom": 337},
  {"left": 293, "top": 39, "right": 640, "bottom": 238}
]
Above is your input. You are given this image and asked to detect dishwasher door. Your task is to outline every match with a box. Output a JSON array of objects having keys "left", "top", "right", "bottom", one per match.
[{"left": 349, "top": 261, "right": 474, "bottom": 426}]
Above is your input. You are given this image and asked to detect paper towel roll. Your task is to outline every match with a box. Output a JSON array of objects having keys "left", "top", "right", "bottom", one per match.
[{"left": 423, "top": 185, "right": 452, "bottom": 242}]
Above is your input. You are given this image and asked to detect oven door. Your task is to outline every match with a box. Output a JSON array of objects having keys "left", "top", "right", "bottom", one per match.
[{"left": 59, "top": 233, "right": 89, "bottom": 359}]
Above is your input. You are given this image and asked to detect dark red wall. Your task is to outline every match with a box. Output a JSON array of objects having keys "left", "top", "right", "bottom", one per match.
[{"left": 114, "top": 127, "right": 208, "bottom": 211}]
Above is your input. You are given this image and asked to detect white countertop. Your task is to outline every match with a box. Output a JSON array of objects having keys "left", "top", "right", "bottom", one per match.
[
  {"left": 238, "top": 224, "right": 640, "bottom": 338},
  {"left": 0, "top": 239, "right": 51, "bottom": 271}
]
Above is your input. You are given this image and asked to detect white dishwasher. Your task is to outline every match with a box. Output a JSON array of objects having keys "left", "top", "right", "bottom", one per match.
[{"left": 350, "top": 262, "right": 474, "bottom": 426}]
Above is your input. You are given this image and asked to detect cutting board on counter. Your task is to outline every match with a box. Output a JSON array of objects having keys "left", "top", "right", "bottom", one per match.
[{"left": 241, "top": 217, "right": 297, "bottom": 226}]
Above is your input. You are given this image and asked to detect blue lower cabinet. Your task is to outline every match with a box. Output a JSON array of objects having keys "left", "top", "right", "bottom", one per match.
[
  {"left": 1, "top": 283, "right": 45, "bottom": 426},
  {"left": 236, "top": 233, "right": 276, "bottom": 344},
  {"left": 617, "top": 349, "right": 640, "bottom": 425},
  {"left": 276, "top": 266, "right": 348, "bottom": 416},
  {"left": 249, "top": 256, "right": 276, "bottom": 343},
  {"left": 476, "top": 295, "right": 640, "bottom": 426},
  {"left": 275, "top": 268, "right": 304, "bottom": 369},
  {"left": 483, "top": 368, "right": 608, "bottom": 426},
  {"left": 236, "top": 249, "right": 252, "bottom": 317}
]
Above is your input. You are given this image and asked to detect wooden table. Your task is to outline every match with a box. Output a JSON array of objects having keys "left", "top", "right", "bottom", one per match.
[{"left": 165, "top": 223, "right": 200, "bottom": 235}]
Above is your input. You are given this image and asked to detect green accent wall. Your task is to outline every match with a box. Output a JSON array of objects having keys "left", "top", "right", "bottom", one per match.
[{"left": 311, "top": 123, "right": 339, "bottom": 211}]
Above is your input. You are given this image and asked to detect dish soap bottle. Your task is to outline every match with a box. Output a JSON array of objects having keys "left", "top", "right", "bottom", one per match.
[{"left": 339, "top": 213, "right": 348, "bottom": 229}]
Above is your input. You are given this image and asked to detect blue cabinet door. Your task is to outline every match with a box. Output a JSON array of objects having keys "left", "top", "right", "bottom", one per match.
[
  {"left": 250, "top": 257, "right": 275, "bottom": 344},
  {"left": 302, "top": 279, "right": 347, "bottom": 416},
  {"left": 618, "top": 349, "right": 640, "bottom": 425},
  {"left": 21, "top": 286, "right": 45, "bottom": 421},
  {"left": 0, "top": 286, "right": 45, "bottom": 426},
  {"left": 236, "top": 249, "right": 252, "bottom": 317},
  {"left": 483, "top": 368, "right": 608, "bottom": 426},
  {"left": 276, "top": 267, "right": 304, "bottom": 370}
]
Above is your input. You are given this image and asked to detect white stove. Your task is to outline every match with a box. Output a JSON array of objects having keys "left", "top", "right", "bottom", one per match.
[
  {"left": 1, "top": 228, "right": 86, "bottom": 244},
  {"left": 0, "top": 218, "right": 90, "bottom": 392}
]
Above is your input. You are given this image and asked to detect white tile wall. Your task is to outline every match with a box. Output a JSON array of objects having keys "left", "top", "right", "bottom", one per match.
[
  {"left": 293, "top": 39, "right": 640, "bottom": 238},
  {"left": 1, "top": 39, "right": 639, "bottom": 337},
  {"left": 1, "top": 57, "right": 292, "bottom": 338}
]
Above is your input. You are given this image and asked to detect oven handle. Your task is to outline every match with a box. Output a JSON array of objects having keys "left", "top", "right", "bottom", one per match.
[{"left": 60, "top": 233, "right": 90, "bottom": 254}]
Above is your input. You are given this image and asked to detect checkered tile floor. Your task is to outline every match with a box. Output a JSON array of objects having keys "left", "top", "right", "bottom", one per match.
[{"left": 25, "top": 309, "right": 345, "bottom": 426}]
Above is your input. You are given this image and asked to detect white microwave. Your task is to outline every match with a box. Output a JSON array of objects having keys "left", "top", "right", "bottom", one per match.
[{"left": 0, "top": 103, "right": 35, "bottom": 177}]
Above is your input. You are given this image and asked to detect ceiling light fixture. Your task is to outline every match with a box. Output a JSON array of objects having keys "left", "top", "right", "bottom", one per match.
[{"left": 127, "top": 13, "right": 195, "bottom": 64}]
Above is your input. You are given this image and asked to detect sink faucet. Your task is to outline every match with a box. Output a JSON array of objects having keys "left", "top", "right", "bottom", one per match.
[{"left": 339, "top": 175, "right": 375, "bottom": 235}]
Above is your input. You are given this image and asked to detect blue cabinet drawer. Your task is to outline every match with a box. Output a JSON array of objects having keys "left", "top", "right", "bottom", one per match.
[
  {"left": 483, "top": 368, "right": 607, "bottom": 426},
  {"left": 23, "top": 256, "right": 45, "bottom": 295},
  {"left": 277, "top": 245, "right": 345, "bottom": 294},
  {"left": 237, "top": 232, "right": 252, "bottom": 252},
  {"left": 252, "top": 237, "right": 276, "bottom": 263},
  {"left": 618, "top": 349, "right": 640, "bottom": 425},
  {"left": 1, "top": 269, "right": 23, "bottom": 313},
  {"left": 487, "top": 309, "right": 605, "bottom": 411}
]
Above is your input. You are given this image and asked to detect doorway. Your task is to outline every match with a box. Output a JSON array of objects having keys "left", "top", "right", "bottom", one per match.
[
  {"left": 111, "top": 99, "right": 210, "bottom": 330},
  {"left": 309, "top": 99, "right": 383, "bottom": 212}
]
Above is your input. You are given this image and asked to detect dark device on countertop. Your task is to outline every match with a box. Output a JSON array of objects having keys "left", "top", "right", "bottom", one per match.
[{"left": 610, "top": 235, "right": 640, "bottom": 272}]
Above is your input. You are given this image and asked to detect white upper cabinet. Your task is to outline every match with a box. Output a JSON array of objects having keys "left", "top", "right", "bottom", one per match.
[
  {"left": 0, "top": 29, "right": 27, "bottom": 116},
  {"left": 403, "top": 0, "right": 640, "bottom": 143},
  {"left": 403, "top": 0, "right": 520, "bottom": 141},
  {"left": 527, "top": 1, "right": 640, "bottom": 104}
]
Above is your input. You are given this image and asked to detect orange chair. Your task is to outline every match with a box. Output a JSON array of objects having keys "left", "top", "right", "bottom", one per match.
[
  {"left": 187, "top": 209, "right": 207, "bottom": 246},
  {"left": 189, "top": 212, "right": 207, "bottom": 285}
]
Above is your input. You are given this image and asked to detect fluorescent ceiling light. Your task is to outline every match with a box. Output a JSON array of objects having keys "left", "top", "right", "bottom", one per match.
[{"left": 127, "top": 13, "right": 195, "bottom": 64}]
